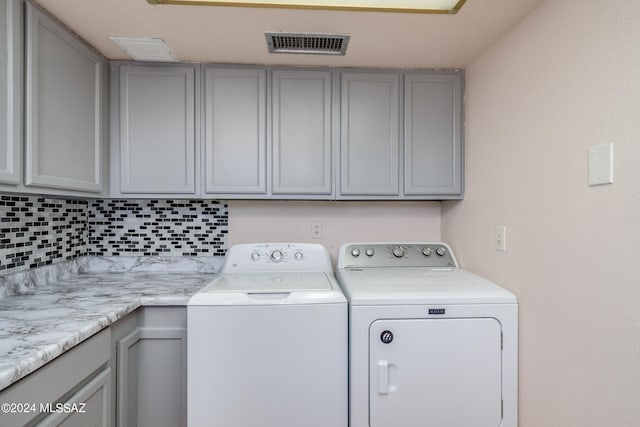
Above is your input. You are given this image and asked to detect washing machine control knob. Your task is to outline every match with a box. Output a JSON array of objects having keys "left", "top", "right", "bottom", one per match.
[
  {"left": 392, "top": 246, "right": 405, "bottom": 258},
  {"left": 436, "top": 247, "right": 447, "bottom": 256},
  {"left": 351, "top": 248, "right": 361, "bottom": 257},
  {"left": 294, "top": 251, "right": 304, "bottom": 261},
  {"left": 270, "top": 250, "right": 283, "bottom": 262},
  {"left": 422, "top": 247, "right": 433, "bottom": 257},
  {"left": 365, "top": 248, "right": 375, "bottom": 257},
  {"left": 251, "top": 251, "right": 260, "bottom": 261}
]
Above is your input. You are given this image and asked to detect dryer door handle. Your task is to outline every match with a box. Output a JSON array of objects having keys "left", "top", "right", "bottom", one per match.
[{"left": 377, "top": 360, "right": 390, "bottom": 394}]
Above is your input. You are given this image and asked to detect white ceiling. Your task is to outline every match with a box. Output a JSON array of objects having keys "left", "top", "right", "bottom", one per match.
[{"left": 34, "top": 0, "right": 543, "bottom": 69}]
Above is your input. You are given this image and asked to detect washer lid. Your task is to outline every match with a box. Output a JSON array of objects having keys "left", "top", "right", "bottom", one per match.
[
  {"left": 336, "top": 268, "right": 516, "bottom": 305},
  {"left": 189, "top": 272, "right": 347, "bottom": 305}
]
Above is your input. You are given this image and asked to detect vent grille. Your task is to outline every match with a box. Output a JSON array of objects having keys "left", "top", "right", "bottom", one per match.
[{"left": 266, "top": 32, "right": 350, "bottom": 55}]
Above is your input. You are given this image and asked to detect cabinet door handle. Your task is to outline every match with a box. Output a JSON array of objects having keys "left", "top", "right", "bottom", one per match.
[{"left": 377, "top": 360, "right": 390, "bottom": 395}]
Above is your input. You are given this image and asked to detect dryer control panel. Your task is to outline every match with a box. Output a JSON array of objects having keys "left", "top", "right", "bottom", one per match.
[{"left": 338, "top": 242, "right": 458, "bottom": 269}]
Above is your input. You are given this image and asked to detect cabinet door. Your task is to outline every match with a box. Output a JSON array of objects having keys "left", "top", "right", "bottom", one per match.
[
  {"left": 36, "top": 368, "right": 111, "bottom": 427},
  {"left": 272, "top": 69, "right": 332, "bottom": 195},
  {"left": 24, "top": 3, "right": 103, "bottom": 192},
  {"left": 340, "top": 72, "right": 400, "bottom": 196},
  {"left": 0, "top": 0, "right": 21, "bottom": 185},
  {"left": 0, "top": 329, "right": 111, "bottom": 427},
  {"left": 204, "top": 67, "right": 266, "bottom": 194},
  {"left": 117, "top": 308, "right": 187, "bottom": 427},
  {"left": 404, "top": 73, "right": 462, "bottom": 196},
  {"left": 119, "top": 64, "right": 196, "bottom": 194}
]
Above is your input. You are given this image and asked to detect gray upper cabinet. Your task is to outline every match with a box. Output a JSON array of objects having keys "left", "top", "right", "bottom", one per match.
[
  {"left": 404, "top": 73, "right": 462, "bottom": 197},
  {"left": 272, "top": 69, "right": 332, "bottom": 196},
  {"left": 116, "top": 64, "right": 197, "bottom": 195},
  {"left": 203, "top": 67, "right": 266, "bottom": 195},
  {"left": 108, "top": 63, "right": 462, "bottom": 200},
  {"left": 340, "top": 72, "right": 400, "bottom": 197},
  {"left": 24, "top": 2, "right": 104, "bottom": 193},
  {"left": 0, "top": 0, "right": 21, "bottom": 185}
]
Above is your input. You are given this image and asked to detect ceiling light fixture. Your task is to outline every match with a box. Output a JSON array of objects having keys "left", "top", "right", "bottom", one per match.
[{"left": 147, "top": 0, "right": 467, "bottom": 14}]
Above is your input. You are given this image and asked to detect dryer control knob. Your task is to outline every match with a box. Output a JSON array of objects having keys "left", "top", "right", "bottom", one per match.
[
  {"left": 351, "top": 248, "right": 361, "bottom": 257},
  {"left": 365, "top": 248, "right": 375, "bottom": 257},
  {"left": 294, "top": 251, "right": 304, "bottom": 261},
  {"left": 436, "top": 247, "right": 447, "bottom": 256},
  {"left": 270, "top": 250, "right": 283, "bottom": 262},
  {"left": 251, "top": 251, "right": 260, "bottom": 261},
  {"left": 392, "top": 246, "right": 405, "bottom": 258},
  {"left": 422, "top": 247, "right": 433, "bottom": 257}
]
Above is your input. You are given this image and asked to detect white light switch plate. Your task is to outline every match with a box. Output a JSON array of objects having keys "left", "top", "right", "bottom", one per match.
[
  {"left": 495, "top": 226, "right": 506, "bottom": 252},
  {"left": 589, "top": 143, "right": 614, "bottom": 186}
]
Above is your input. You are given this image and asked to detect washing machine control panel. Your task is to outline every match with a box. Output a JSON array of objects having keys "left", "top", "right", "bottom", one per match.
[
  {"left": 223, "top": 243, "right": 333, "bottom": 273},
  {"left": 339, "top": 242, "right": 458, "bottom": 268}
]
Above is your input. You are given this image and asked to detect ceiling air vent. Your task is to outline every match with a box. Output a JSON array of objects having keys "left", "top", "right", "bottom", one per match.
[{"left": 265, "top": 32, "right": 350, "bottom": 56}]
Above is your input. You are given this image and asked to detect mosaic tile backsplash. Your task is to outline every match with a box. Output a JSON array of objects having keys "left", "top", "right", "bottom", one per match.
[
  {"left": 0, "top": 195, "right": 88, "bottom": 273},
  {"left": 0, "top": 195, "right": 228, "bottom": 275},
  {"left": 89, "top": 199, "right": 227, "bottom": 257}
]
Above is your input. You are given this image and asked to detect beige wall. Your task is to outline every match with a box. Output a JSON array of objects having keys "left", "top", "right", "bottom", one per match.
[
  {"left": 229, "top": 200, "right": 441, "bottom": 264},
  {"left": 442, "top": 0, "right": 640, "bottom": 425}
]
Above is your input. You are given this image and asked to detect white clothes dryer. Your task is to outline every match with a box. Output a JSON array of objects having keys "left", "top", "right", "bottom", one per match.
[
  {"left": 188, "top": 243, "right": 347, "bottom": 427},
  {"left": 336, "top": 242, "right": 518, "bottom": 427}
]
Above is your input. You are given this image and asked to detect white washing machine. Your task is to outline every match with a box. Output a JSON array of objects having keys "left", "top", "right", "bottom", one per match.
[
  {"left": 336, "top": 242, "right": 518, "bottom": 427},
  {"left": 188, "top": 243, "right": 347, "bottom": 427}
]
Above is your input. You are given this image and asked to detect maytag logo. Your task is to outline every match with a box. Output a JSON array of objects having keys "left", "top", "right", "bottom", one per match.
[{"left": 428, "top": 308, "right": 446, "bottom": 315}]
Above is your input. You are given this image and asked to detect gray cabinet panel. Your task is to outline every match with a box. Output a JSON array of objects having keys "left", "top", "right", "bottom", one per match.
[
  {"left": 0, "top": 0, "right": 21, "bottom": 185},
  {"left": 117, "top": 307, "right": 187, "bottom": 427},
  {"left": 0, "top": 329, "right": 111, "bottom": 427},
  {"left": 340, "top": 72, "right": 400, "bottom": 196},
  {"left": 204, "top": 67, "right": 266, "bottom": 194},
  {"left": 119, "top": 64, "right": 196, "bottom": 194},
  {"left": 272, "top": 69, "right": 332, "bottom": 195},
  {"left": 404, "top": 73, "right": 462, "bottom": 195},
  {"left": 24, "top": 3, "right": 103, "bottom": 192},
  {"left": 36, "top": 368, "right": 111, "bottom": 427}
]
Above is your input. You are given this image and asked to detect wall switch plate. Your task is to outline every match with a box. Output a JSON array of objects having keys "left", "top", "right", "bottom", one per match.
[
  {"left": 495, "top": 226, "right": 506, "bottom": 252},
  {"left": 311, "top": 221, "right": 322, "bottom": 239},
  {"left": 589, "top": 143, "right": 614, "bottom": 186}
]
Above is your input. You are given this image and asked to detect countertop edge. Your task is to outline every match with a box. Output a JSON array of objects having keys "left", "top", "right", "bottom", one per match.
[{"left": 0, "top": 294, "right": 195, "bottom": 393}]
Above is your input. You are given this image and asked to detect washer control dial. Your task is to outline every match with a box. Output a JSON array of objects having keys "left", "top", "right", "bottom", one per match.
[
  {"left": 422, "top": 247, "right": 432, "bottom": 257},
  {"left": 251, "top": 251, "right": 260, "bottom": 261},
  {"left": 365, "top": 248, "right": 375, "bottom": 257},
  {"left": 351, "top": 248, "right": 361, "bottom": 257},
  {"left": 436, "top": 247, "right": 447, "bottom": 256},
  {"left": 294, "top": 251, "right": 304, "bottom": 261},
  {"left": 392, "top": 246, "right": 405, "bottom": 258},
  {"left": 270, "top": 250, "right": 283, "bottom": 262}
]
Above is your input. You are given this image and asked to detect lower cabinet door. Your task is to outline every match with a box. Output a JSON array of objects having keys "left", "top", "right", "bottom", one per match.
[
  {"left": 116, "top": 308, "right": 187, "bottom": 427},
  {"left": 36, "top": 368, "right": 111, "bottom": 427}
]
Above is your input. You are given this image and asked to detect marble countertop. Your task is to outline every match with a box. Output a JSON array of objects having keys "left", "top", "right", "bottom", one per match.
[{"left": 0, "top": 256, "right": 222, "bottom": 392}]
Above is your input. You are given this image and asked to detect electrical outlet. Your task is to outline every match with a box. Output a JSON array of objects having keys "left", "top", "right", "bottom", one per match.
[
  {"left": 311, "top": 221, "right": 322, "bottom": 239},
  {"left": 495, "top": 226, "right": 506, "bottom": 252}
]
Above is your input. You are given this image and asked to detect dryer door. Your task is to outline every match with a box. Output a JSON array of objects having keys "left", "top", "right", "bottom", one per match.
[{"left": 369, "top": 318, "right": 502, "bottom": 427}]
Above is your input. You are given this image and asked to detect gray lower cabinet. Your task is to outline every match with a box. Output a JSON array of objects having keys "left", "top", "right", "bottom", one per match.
[
  {"left": 203, "top": 66, "right": 266, "bottom": 195},
  {"left": 113, "top": 63, "right": 197, "bottom": 196},
  {"left": 272, "top": 69, "right": 333, "bottom": 196},
  {"left": 339, "top": 72, "right": 401, "bottom": 197},
  {"left": 404, "top": 73, "right": 463, "bottom": 196},
  {"left": 0, "top": 0, "right": 21, "bottom": 185},
  {"left": 24, "top": 2, "right": 106, "bottom": 193},
  {"left": 115, "top": 307, "right": 187, "bottom": 427},
  {"left": 0, "top": 329, "right": 112, "bottom": 427}
]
